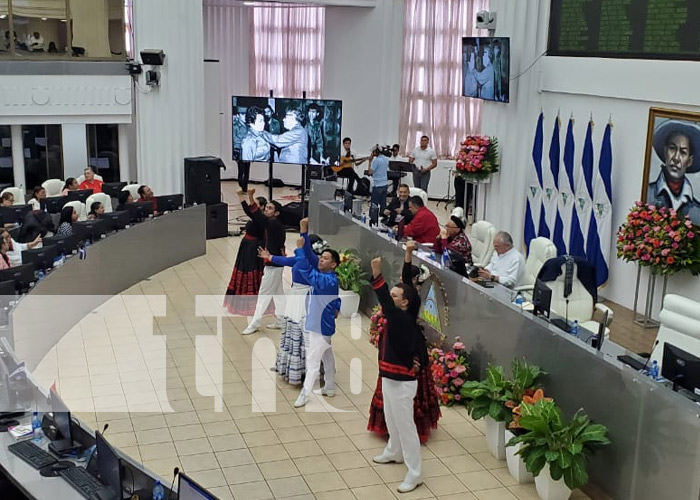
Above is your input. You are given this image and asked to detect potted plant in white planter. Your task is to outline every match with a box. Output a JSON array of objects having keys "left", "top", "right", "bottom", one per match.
[
  {"left": 460, "top": 364, "right": 511, "bottom": 459},
  {"left": 507, "top": 399, "right": 610, "bottom": 500},
  {"left": 335, "top": 249, "right": 369, "bottom": 317}
]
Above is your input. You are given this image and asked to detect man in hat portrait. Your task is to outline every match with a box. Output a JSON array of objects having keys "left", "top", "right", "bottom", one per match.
[{"left": 647, "top": 118, "right": 700, "bottom": 226}]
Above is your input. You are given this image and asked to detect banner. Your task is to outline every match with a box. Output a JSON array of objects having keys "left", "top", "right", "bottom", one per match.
[
  {"left": 524, "top": 112, "right": 544, "bottom": 252},
  {"left": 588, "top": 122, "right": 613, "bottom": 286}
]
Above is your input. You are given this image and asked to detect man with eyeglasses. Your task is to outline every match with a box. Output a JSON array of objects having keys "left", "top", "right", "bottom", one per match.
[{"left": 478, "top": 231, "right": 524, "bottom": 288}]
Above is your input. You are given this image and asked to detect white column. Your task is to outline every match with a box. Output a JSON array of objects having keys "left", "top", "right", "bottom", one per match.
[
  {"left": 61, "top": 124, "right": 88, "bottom": 180},
  {"left": 10, "top": 125, "right": 25, "bottom": 190},
  {"left": 133, "top": 0, "right": 205, "bottom": 195},
  {"left": 118, "top": 124, "right": 131, "bottom": 182}
]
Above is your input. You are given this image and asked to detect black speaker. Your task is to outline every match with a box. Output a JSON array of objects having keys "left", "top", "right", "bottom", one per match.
[
  {"left": 185, "top": 156, "right": 224, "bottom": 206},
  {"left": 206, "top": 203, "right": 228, "bottom": 239},
  {"left": 279, "top": 201, "right": 307, "bottom": 229}
]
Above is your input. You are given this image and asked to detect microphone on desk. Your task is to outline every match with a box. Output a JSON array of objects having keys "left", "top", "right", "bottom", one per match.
[
  {"left": 641, "top": 340, "right": 660, "bottom": 372},
  {"left": 168, "top": 466, "right": 180, "bottom": 500},
  {"left": 101, "top": 423, "right": 109, "bottom": 434}
]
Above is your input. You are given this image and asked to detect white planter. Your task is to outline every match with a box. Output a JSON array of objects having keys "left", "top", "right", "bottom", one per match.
[
  {"left": 338, "top": 289, "right": 360, "bottom": 318},
  {"left": 484, "top": 416, "right": 506, "bottom": 460},
  {"left": 505, "top": 429, "right": 533, "bottom": 484},
  {"left": 535, "top": 464, "right": 572, "bottom": 500}
]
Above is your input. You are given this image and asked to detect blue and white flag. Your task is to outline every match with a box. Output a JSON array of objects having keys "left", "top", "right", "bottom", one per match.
[
  {"left": 555, "top": 118, "right": 575, "bottom": 255},
  {"left": 524, "top": 112, "right": 544, "bottom": 252},
  {"left": 588, "top": 122, "right": 613, "bottom": 286},
  {"left": 540, "top": 116, "right": 561, "bottom": 239},
  {"left": 570, "top": 120, "right": 594, "bottom": 259}
]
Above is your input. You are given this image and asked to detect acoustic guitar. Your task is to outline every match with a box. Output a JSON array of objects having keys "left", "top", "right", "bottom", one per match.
[{"left": 331, "top": 155, "right": 370, "bottom": 173}]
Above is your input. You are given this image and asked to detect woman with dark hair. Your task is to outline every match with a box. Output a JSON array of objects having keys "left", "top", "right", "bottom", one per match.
[
  {"left": 56, "top": 206, "right": 77, "bottom": 236},
  {"left": 433, "top": 214, "right": 473, "bottom": 265},
  {"left": 241, "top": 106, "right": 270, "bottom": 163},
  {"left": 116, "top": 190, "right": 133, "bottom": 211},
  {"left": 223, "top": 189, "right": 270, "bottom": 316},
  {"left": 61, "top": 178, "right": 79, "bottom": 196},
  {"left": 28, "top": 186, "right": 46, "bottom": 211},
  {"left": 88, "top": 202, "right": 104, "bottom": 220}
]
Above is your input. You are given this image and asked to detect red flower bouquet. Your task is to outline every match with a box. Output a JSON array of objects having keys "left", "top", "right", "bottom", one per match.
[
  {"left": 455, "top": 135, "right": 499, "bottom": 182},
  {"left": 616, "top": 202, "right": 698, "bottom": 275},
  {"left": 368, "top": 305, "right": 385, "bottom": 348},
  {"left": 429, "top": 338, "right": 469, "bottom": 406}
]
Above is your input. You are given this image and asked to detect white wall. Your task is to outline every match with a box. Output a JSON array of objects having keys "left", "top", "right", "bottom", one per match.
[{"left": 480, "top": 0, "right": 700, "bottom": 311}]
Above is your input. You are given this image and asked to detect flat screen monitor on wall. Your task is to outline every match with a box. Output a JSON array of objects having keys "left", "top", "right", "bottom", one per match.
[
  {"left": 232, "top": 96, "right": 343, "bottom": 166},
  {"left": 462, "top": 37, "right": 510, "bottom": 103}
]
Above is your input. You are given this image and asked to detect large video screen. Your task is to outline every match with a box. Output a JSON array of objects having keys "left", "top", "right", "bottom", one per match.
[
  {"left": 462, "top": 37, "right": 510, "bottom": 103},
  {"left": 232, "top": 96, "right": 343, "bottom": 166}
]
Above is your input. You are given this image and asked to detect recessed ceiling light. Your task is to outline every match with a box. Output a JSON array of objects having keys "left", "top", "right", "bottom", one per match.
[
  {"left": 61, "top": 19, "right": 67, "bottom": 22},
  {"left": 41, "top": 17, "right": 47, "bottom": 20},
  {"left": 0, "top": 15, "right": 6, "bottom": 19},
  {"left": 243, "top": 1, "right": 256, "bottom": 5}
]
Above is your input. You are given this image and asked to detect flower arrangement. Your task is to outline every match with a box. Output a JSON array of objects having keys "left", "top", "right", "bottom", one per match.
[
  {"left": 335, "top": 249, "right": 369, "bottom": 294},
  {"left": 368, "top": 305, "right": 386, "bottom": 348},
  {"left": 507, "top": 388, "right": 552, "bottom": 432},
  {"left": 616, "top": 202, "right": 697, "bottom": 275},
  {"left": 429, "top": 338, "right": 469, "bottom": 406},
  {"left": 455, "top": 135, "right": 499, "bottom": 181}
]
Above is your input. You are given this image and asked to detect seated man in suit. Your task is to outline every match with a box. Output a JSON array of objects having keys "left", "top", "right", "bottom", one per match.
[
  {"left": 382, "top": 184, "right": 413, "bottom": 227},
  {"left": 395, "top": 195, "right": 439, "bottom": 244}
]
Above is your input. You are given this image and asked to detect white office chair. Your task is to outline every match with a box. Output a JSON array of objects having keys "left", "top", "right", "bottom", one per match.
[
  {"left": 63, "top": 201, "right": 87, "bottom": 222},
  {"left": 85, "top": 193, "right": 113, "bottom": 214},
  {"left": 409, "top": 187, "right": 428, "bottom": 205},
  {"left": 76, "top": 173, "right": 104, "bottom": 184},
  {"left": 1, "top": 187, "right": 25, "bottom": 205},
  {"left": 121, "top": 184, "right": 141, "bottom": 200},
  {"left": 650, "top": 295, "right": 700, "bottom": 371},
  {"left": 514, "top": 238, "right": 558, "bottom": 297},
  {"left": 470, "top": 220, "right": 496, "bottom": 267},
  {"left": 42, "top": 179, "right": 64, "bottom": 197},
  {"left": 547, "top": 260, "right": 613, "bottom": 337}
]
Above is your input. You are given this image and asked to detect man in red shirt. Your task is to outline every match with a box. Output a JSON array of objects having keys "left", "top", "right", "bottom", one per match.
[
  {"left": 78, "top": 168, "right": 103, "bottom": 193},
  {"left": 395, "top": 196, "right": 439, "bottom": 244},
  {"left": 137, "top": 185, "right": 158, "bottom": 215}
]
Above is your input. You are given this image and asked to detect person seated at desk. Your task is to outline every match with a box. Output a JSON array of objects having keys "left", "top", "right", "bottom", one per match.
[
  {"left": 116, "top": 190, "right": 133, "bottom": 211},
  {"left": 27, "top": 31, "right": 44, "bottom": 52},
  {"left": 56, "top": 206, "right": 78, "bottom": 237},
  {"left": 61, "top": 177, "right": 79, "bottom": 196},
  {"left": 395, "top": 195, "right": 440, "bottom": 244},
  {"left": 27, "top": 186, "right": 46, "bottom": 211},
  {"left": 88, "top": 201, "right": 104, "bottom": 220},
  {"left": 137, "top": 185, "right": 159, "bottom": 215},
  {"left": 79, "top": 167, "right": 103, "bottom": 193},
  {"left": 478, "top": 231, "right": 525, "bottom": 288},
  {"left": 1, "top": 192, "right": 16, "bottom": 229},
  {"left": 1, "top": 229, "right": 40, "bottom": 267},
  {"left": 18, "top": 207, "right": 54, "bottom": 243},
  {"left": 0, "top": 237, "right": 11, "bottom": 270},
  {"left": 383, "top": 184, "right": 413, "bottom": 227},
  {"left": 434, "top": 215, "right": 472, "bottom": 265}
]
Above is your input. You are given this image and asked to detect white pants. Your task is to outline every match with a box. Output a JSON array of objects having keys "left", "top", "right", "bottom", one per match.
[
  {"left": 302, "top": 331, "right": 335, "bottom": 393},
  {"left": 248, "top": 266, "right": 286, "bottom": 328},
  {"left": 382, "top": 377, "right": 421, "bottom": 484}
]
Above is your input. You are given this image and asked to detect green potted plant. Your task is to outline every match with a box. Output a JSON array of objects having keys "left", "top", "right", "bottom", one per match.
[
  {"left": 460, "top": 364, "right": 511, "bottom": 459},
  {"left": 507, "top": 399, "right": 610, "bottom": 500},
  {"left": 335, "top": 249, "right": 369, "bottom": 317}
]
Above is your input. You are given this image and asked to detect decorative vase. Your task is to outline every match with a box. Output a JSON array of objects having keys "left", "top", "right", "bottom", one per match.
[
  {"left": 338, "top": 289, "right": 360, "bottom": 318},
  {"left": 484, "top": 416, "right": 506, "bottom": 460},
  {"left": 505, "top": 429, "right": 533, "bottom": 484},
  {"left": 534, "top": 464, "right": 572, "bottom": 500}
]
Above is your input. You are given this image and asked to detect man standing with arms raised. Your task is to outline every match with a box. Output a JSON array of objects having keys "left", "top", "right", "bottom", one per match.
[{"left": 409, "top": 135, "right": 437, "bottom": 193}]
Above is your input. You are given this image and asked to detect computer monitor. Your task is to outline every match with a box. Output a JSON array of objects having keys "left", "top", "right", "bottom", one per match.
[
  {"left": 45, "top": 195, "right": 68, "bottom": 214},
  {"left": 96, "top": 431, "right": 123, "bottom": 496},
  {"left": 66, "top": 189, "right": 93, "bottom": 203},
  {"left": 343, "top": 192, "right": 353, "bottom": 213},
  {"left": 155, "top": 194, "right": 184, "bottom": 213},
  {"left": 49, "top": 387, "right": 74, "bottom": 454},
  {"left": 662, "top": 343, "right": 700, "bottom": 394},
  {"left": 178, "top": 473, "right": 221, "bottom": 500},
  {"left": 125, "top": 201, "right": 154, "bottom": 222},
  {"left": 102, "top": 182, "right": 127, "bottom": 199},
  {"left": 0, "top": 263, "right": 36, "bottom": 293},
  {"left": 369, "top": 204, "right": 379, "bottom": 227},
  {"left": 591, "top": 311, "right": 609, "bottom": 351},
  {"left": 73, "top": 219, "right": 109, "bottom": 244},
  {"left": 42, "top": 234, "right": 79, "bottom": 256},
  {"left": 99, "top": 210, "right": 130, "bottom": 232},
  {"left": 532, "top": 279, "right": 552, "bottom": 319},
  {"left": 21, "top": 245, "right": 59, "bottom": 271},
  {"left": 0, "top": 205, "right": 31, "bottom": 224}
]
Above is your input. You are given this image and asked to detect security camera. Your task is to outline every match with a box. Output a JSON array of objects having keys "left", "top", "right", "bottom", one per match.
[{"left": 475, "top": 10, "right": 497, "bottom": 30}]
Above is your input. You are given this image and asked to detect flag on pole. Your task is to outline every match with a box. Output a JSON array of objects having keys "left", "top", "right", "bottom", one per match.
[
  {"left": 570, "top": 120, "right": 594, "bottom": 258},
  {"left": 588, "top": 122, "right": 613, "bottom": 286},
  {"left": 524, "top": 112, "right": 544, "bottom": 252},
  {"left": 555, "top": 118, "right": 575, "bottom": 255},
  {"left": 540, "top": 116, "right": 561, "bottom": 239}
]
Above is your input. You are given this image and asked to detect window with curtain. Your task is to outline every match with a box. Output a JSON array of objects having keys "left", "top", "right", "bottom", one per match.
[
  {"left": 249, "top": 4, "right": 325, "bottom": 98},
  {"left": 400, "top": 0, "right": 489, "bottom": 158}
]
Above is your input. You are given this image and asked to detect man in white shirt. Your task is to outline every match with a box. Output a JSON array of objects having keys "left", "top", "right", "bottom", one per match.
[
  {"left": 479, "top": 231, "right": 525, "bottom": 288},
  {"left": 409, "top": 135, "right": 438, "bottom": 193}
]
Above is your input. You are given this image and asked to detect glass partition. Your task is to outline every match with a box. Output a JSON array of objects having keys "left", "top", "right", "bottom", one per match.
[
  {"left": 22, "top": 124, "right": 63, "bottom": 189},
  {"left": 11, "top": 0, "right": 68, "bottom": 57},
  {"left": 0, "top": 126, "right": 14, "bottom": 185},
  {"left": 87, "top": 124, "right": 119, "bottom": 182},
  {"left": 0, "top": 2, "right": 10, "bottom": 54}
]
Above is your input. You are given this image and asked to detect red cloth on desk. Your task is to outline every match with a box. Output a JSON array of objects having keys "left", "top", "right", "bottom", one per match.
[{"left": 402, "top": 206, "right": 439, "bottom": 244}]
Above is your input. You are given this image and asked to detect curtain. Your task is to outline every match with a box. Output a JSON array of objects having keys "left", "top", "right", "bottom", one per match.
[
  {"left": 70, "top": 0, "right": 110, "bottom": 57},
  {"left": 249, "top": 4, "right": 324, "bottom": 98},
  {"left": 4, "top": 0, "right": 65, "bottom": 18},
  {"left": 400, "top": 0, "right": 489, "bottom": 158}
]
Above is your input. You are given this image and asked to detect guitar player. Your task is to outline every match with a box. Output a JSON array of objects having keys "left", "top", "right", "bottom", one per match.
[{"left": 335, "top": 137, "right": 368, "bottom": 194}]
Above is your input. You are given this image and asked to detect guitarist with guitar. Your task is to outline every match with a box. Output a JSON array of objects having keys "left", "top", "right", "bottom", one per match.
[{"left": 334, "top": 137, "right": 370, "bottom": 194}]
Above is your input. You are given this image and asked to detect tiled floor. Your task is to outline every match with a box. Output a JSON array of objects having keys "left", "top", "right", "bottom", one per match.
[{"left": 28, "top": 181, "right": 611, "bottom": 500}]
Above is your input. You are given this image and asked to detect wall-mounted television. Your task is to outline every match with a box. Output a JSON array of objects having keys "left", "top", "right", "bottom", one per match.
[
  {"left": 462, "top": 37, "right": 510, "bottom": 103},
  {"left": 232, "top": 96, "right": 342, "bottom": 166}
]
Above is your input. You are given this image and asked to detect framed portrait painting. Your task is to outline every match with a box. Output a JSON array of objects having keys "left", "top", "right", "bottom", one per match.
[{"left": 642, "top": 107, "right": 700, "bottom": 226}]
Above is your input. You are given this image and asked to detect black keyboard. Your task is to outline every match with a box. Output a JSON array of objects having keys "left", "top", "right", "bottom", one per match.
[
  {"left": 59, "top": 466, "right": 105, "bottom": 499},
  {"left": 8, "top": 440, "right": 58, "bottom": 469},
  {"left": 617, "top": 355, "right": 646, "bottom": 371}
]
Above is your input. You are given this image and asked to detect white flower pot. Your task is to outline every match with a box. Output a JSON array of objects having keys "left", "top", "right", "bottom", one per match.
[
  {"left": 484, "top": 416, "right": 506, "bottom": 460},
  {"left": 338, "top": 289, "right": 360, "bottom": 318},
  {"left": 535, "top": 464, "right": 572, "bottom": 500},
  {"left": 505, "top": 429, "right": 533, "bottom": 484}
]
